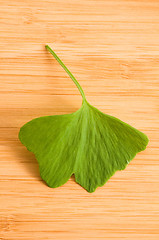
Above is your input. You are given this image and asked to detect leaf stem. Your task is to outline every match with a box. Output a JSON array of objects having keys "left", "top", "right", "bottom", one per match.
[{"left": 45, "top": 45, "right": 86, "bottom": 102}]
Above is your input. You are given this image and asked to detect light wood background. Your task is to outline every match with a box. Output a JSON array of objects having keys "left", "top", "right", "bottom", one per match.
[{"left": 0, "top": 0, "right": 159, "bottom": 239}]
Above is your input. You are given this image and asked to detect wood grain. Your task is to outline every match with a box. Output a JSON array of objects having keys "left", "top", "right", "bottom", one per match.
[{"left": 0, "top": 0, "right": 159, "bottom": 239}]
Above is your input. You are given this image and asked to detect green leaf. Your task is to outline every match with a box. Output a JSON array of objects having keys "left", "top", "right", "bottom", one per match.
[{"left": 19, "top": 45, "right": 149, "bottom": 192}]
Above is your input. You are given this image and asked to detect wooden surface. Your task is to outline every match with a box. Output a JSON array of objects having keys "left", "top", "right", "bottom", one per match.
[{"left": 0, "top": 0, "right": 159, "bottom": 239}]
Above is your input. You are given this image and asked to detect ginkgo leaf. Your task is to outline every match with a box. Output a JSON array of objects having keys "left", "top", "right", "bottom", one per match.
[{"left": 19, "top": 45, "right": 149, "bottom": 193}]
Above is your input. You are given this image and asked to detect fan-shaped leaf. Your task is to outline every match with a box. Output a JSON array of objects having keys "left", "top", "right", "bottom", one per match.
[{"left": 19, "top": 45, "right": 149, "bottom": 192}]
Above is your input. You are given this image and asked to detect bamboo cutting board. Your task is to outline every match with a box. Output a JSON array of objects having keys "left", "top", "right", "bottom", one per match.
[{"left": 0, "top": 0, "right": 159, "bottom": 239}]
